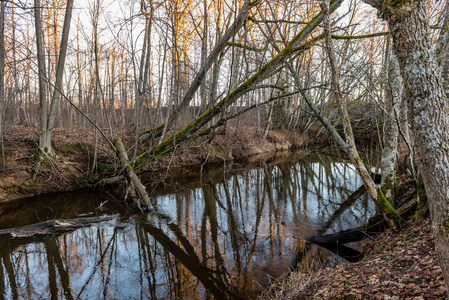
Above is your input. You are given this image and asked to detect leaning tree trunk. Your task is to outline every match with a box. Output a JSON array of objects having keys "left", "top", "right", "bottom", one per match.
[
  {"left": 364, "top": 0, "right": 449, "bottom": 291},
  {"left": 381, "top": 50, "right": 402, "bottom": 204},
  {"left": 321, "top": 0, "right": 402, "bottom": 230},
  {"left": 114, "top": 138, "right": 154, "bottom": 212}
]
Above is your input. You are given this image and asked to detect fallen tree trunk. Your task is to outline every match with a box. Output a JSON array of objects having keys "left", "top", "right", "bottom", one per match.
[
  {"left": 0, "top": 215, "right": 118, "bottom": 238},
  {"left": 114, "top": 138, "right": 154, "bottom": 211},
  {"left": 306, "top": 189, "right": 417, "bottom": 246}
]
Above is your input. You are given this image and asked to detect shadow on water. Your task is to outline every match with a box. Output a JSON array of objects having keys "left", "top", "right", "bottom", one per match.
[{"left": 0, "top": 153, "right": 377, "bottom": 299}]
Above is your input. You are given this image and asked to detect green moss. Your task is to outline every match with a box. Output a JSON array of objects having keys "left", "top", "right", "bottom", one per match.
[
  {"left": 69, "top": 174, "right": 84, "bottom": 186},
  {"left": 416, "top": 173, "right": 427, "bottom": 203},
  {"left": 390, "top": 0, "right": 408, "bottom": 7},
  {"left": 77, "top": 143, "right": 94, "bottom": 156},
  {"left": 60, "top": 144, "right": 75, "bottom": 154},
  {"left": 377, "top": 187, "right": 403, "bottom": 229},
  {"left": 215, "top": 144, "right": 223, "bottom": 153},
  {"left": 381, "top": 173, "right": 397, "bottom": 206},
  {"left": 33, "top": 149, "right": 42, "bottom": 163},
  {"left": 97, "top": 163, "right": 115, "bottom": 173}
]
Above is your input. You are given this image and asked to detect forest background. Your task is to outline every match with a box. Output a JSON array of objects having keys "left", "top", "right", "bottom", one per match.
[{"left": 1, "top": 0, "right": 449, "bottom": 295}]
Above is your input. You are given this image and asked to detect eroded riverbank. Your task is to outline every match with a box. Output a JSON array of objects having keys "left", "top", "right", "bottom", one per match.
[{"left": 0, "top": 126, "right": 309, "bottom": 202}]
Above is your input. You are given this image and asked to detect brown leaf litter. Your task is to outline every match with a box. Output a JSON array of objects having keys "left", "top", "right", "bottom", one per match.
[{"left": 262, "top": 218, "right": 447, "bottom": 299}]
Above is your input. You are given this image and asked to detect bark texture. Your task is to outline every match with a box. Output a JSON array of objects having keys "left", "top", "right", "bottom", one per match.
[
  {"left": 437, "top": 2, "right": 449, "bottom": 97},
  {"left": 367, "top": 0, "right": 449, "bottom": 290},
  {"left": 381, "top": 51, "right": 401, "bottom": 203}
]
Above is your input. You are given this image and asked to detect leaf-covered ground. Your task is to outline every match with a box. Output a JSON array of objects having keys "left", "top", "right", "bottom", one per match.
[{"left": 263, "top": 218, "right": 447, "bottom": 299}]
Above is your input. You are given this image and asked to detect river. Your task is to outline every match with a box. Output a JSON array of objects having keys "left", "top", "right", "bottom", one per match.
[{"left": 0, "top": 152, "right": 376, "bottom": 299}]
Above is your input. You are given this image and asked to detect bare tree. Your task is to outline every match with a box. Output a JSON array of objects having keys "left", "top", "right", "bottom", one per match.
[
  {"left": 39, "top": 0, "right": 74, "bottom": 154},
  {"left": 34, "top": 0, "right": 49, "bottom": 152}
]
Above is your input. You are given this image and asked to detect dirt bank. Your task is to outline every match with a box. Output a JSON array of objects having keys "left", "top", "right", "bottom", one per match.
[{"left": 0, "top": 126, "right": 309, "bottom": 202}]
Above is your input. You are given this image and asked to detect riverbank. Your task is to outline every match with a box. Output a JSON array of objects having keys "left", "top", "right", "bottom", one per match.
[
  {"left": 261, "top": 217, "right": 447, "bottom": 299},
  {"left": 0, "top": 125, "right": 311, "bottom": 202}
]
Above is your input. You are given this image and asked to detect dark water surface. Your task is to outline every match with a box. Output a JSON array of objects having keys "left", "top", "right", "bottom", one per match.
[{"left": 0, "top": 153, "right": 376, "bottom": 299}]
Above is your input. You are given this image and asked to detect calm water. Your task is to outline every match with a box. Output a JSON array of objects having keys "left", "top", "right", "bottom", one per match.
[{"left": 0, "top": 153, "right": 376, "bottom": 299}]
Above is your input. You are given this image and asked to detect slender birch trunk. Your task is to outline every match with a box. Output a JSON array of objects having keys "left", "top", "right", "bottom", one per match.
[
  {"left": 321, "top": 0, "right": 402, "bottom": 230},
  {"left": 381, "top": 50, "right": 401, "bottom": 204}
]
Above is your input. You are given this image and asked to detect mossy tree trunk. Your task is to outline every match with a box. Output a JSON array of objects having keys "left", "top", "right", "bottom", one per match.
[
  {"left": 136, "top": 0, "right": 344, "bottom": 168},
  {"left": 141, "top": 0, "right": 259, "bottom": 140},
  {"left": 320, "top": 0, "right": 402, "bottom": 230},
  {"left": 363, "top": 0, "right": 449, "bottom": 290}
]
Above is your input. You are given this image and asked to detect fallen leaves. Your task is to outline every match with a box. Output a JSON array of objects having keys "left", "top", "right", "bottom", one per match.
[{"left": 266, "top": 219, "right": 447, "bottom": 299}]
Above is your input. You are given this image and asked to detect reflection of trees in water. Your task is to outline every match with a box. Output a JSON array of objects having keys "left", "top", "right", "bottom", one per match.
[{"left": 0, "top": 154, "right": 375, "bottom": 299}]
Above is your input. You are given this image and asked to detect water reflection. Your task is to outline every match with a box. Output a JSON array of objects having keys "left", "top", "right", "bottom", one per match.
[{"left": 0, "top": 154, "right": 375, "bottom": 299}]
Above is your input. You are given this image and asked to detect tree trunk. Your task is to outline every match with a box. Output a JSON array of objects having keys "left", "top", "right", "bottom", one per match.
[
  {"left": 437, "top": 2, "right": 449, "bottom": 97},
  {"left": 321, "top": 0, "right": 402, "bottom": 230},
  {"left": 364, "top": 0, "right": 449, "bottom": 290},
  {"left": 136, "top": 0, "right": 345, "bottom": 169},
  {"left": 41, "top": 0, "right": 74, "bottom": 153},
  {"left": 381, "top": 50, "right": 401, "bottom": 204},
  {"left": 114, "top": 138, "right": 154, "bottom": 211},
  {"left": 145, "top": 0, "right": 257, "bottom": 137},
  {"left": 199, "top": 0, "right": 208, "bottom": 113},
  {"left": 34, "top": 0, "right": 49, "bottom": 152}
]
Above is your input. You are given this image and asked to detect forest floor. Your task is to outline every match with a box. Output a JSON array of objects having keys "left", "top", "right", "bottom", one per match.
[{"left": 262, "top": 217, "right": 447, "bottom": 299}]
